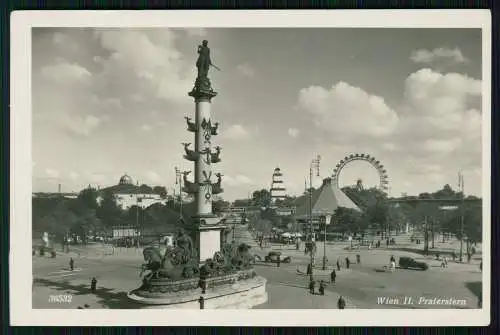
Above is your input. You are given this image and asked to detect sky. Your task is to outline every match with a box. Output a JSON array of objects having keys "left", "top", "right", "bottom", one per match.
[{"left": 32, "top": 28, "right": 483, "bottom": 201}]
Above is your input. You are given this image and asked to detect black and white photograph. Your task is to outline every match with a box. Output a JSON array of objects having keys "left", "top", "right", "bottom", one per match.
[{"left": 10, "top": 10, "right": 491, "bottom": 326}]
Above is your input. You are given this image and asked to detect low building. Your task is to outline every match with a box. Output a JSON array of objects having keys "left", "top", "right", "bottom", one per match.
[{"left": 96, "top": 174, "right": 167, "bottom": 210}]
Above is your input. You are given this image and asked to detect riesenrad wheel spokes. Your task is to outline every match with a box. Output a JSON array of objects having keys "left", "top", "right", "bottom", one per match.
[{"left": 332, "top": 153, "right": 389, "bottom": 194}]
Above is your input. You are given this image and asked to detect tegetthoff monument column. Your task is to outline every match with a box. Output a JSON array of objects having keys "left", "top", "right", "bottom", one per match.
[{"left": 183, "top": 39, "right": 225, "bottom": 263}]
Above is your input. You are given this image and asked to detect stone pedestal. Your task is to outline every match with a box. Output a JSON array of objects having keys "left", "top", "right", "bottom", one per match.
[
  {"left": 128, "top": 275, "right": 268, "bottom": 309},
  {"left": 191, "top": 214, "right": 225, "bottom": 263}
]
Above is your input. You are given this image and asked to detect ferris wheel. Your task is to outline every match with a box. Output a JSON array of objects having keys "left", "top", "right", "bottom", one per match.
[{"left": 332, "top": 153, "right": 389, "bottom": 193}]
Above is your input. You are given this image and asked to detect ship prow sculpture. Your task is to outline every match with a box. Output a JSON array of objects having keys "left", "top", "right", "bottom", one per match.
[{"left": 128, "top": 40, "right": 268, "bottom": 309}]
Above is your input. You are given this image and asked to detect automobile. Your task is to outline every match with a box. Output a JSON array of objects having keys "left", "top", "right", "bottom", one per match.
[
  {"left": 264, "top": 251, "right": 291, "bottom": 263},
  {"left": 398, "top": 256, "right": 429, "bottom": 270}
]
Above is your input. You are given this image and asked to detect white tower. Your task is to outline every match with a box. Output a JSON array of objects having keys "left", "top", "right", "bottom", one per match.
[{"left": 270, "top": 167, "right": 286, "bottom": 207}]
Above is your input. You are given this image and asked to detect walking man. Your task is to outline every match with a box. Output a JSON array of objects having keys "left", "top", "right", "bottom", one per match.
[
  {"left": 330, "top": 269, "right": 337, "bottom": 284},
  {"left": 309, "top": 280, "right": 315, "bottom": 295},
  {"left": 198, "top": 296, "right": 205, "bottom": 309},
  {"left": 336, "top": 258, "right": 341, "bottom": 271},
  {"left": 319, "top": 281, "right": 325, "bottom": 296},
  {"left": 69, "top": 257, "right": 74, "bottom": 271},
  {"left": 345, "top": 257, "right": 350, "bottom": 269},
  {"left": 337, "top": 296, "right": 346, "bottom": 309},
  {"left": 91, "top": 277, "right": 97, "bottom": 292},
  {"left": 356, "top": 254, "right": 361, "bottom": 264}
]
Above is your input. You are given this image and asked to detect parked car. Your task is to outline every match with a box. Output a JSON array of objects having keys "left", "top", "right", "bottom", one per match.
[
  {"left": 399, "top": 256, "right": 429, "bottom": 270},
  {"left": 264, "top": 251, "right": 291, "bottom": 263}
]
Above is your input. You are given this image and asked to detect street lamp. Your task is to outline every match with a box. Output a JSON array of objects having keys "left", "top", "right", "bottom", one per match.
[
  {"left": 321, "top": 214, "right": 332, "bottom": 270},
  {"left": 175, "top": 167, "right": 183, "bottom": 220},
  {"left": 308, "top": 155, "right": 321, "bottom": 281},
  {"left": 458, "top": 170, "right": 465, "bottom": 262}
]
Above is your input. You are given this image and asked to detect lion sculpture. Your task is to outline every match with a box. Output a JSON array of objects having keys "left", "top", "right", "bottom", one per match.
[{"left": 140, "top": 230, "right": 199, "bottom": 283}]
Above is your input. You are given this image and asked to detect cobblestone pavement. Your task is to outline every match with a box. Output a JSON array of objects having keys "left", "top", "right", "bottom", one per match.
[{"left": 32, "top": 225, "right": 482, "bottom": 309}]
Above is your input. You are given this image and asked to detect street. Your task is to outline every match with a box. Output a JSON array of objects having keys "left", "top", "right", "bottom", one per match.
[{"left": 32, "top": 225, "right": 481, "bottom": 309}]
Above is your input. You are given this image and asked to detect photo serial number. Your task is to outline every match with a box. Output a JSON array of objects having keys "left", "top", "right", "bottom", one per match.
[{"left": 48, "top": 294, "right": 73, "bottom": 303}]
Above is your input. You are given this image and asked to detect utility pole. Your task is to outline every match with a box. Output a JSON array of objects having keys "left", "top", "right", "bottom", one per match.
[
  {"left": 459, "top": 171, "right": 465, "bottom": 262},
  {"left": 308, "top": 155, "right": 321, "bottom": 281},
  {"left": 175, "top": 167, "right": 183, "bottom": 220}
]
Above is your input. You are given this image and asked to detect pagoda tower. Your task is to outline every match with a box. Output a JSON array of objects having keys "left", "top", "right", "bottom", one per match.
[
  {"left": 181, "top": 40, "right": 225, "bottom": 263},
  {"left": 270, "top": 167, "right": 286, "bottom": 208}
]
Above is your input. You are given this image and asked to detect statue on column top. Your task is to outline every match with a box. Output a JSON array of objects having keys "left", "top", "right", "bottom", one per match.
[
  {"left": 196, "top": 40, "right": 220, "bottom": 79},
  {"left": 191, "top": 40, "right": 219, "bottom": 97}
]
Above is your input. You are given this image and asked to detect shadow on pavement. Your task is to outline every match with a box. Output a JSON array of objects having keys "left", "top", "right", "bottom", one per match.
[
  {"left": 34, "top": 278, "right": 134, "bottom": 309},
  {"left": 465, "top": 281, "right": 482, "bottom": 299}
]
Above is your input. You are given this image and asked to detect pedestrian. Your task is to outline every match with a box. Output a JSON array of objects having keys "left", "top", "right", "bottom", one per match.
[
  {"left": 336, "top": 259, "right": 341, "bottom": 271},
  {"left": 309, "top": 280, "right": 315, "bottom": 295},
  {"left": 451, "top": 251, "right": 456, "bottom": 261},
  {"left": 356, "top": 254, "right": 361, "bottom": 264},
  {"left": 277, "top": 256, "right": 281, "bottom": 268},
  {"left": 444, "top": 257, "right": 448, "bottom": 267},
  {"left": 330, "top": 269, "right": 336, "bottom": 284},
  {"left": 91, "top": 277, "right": 97, "bottom": 292},
  {"left": 319, "top": 281, "right": 325, "bottom": 296},
  {"left": 467, "top": 252, "right": 472, "bottom": 263},
  {"left": 386, "top": 239, "right": 389, "bottom": 247},
  {"left": 337, "top": 296, "right": 346, "bottom": 309},
  {"left": 390, "top": 255, "right": 396, "bottom": 264},
  {"left": 198, "top": 296, "right": 205, "bottom": 309},
  {"left": 69, "top": 257, "right": 74, "bottom": 271},
  {"left": 345, "top": 257, "right": 350, "bottom": 269}
]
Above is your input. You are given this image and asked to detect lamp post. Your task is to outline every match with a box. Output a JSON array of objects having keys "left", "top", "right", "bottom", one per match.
[
  {"left": 458, "top": 170, "right": 465, "bottom": 262},
  {"left": 321, "top": 214, "right": 332, "bottom": 270},
  {"left": 175, "top": 167, "right": 183, "bottom": 220},
  {"left": 308, "top": 155, "right": 321, "bottom": 281}
]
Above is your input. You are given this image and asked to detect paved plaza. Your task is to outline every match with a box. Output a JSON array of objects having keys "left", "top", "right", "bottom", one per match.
[{"left": 32, "top": 225, "right": 482, "bottom": 310}]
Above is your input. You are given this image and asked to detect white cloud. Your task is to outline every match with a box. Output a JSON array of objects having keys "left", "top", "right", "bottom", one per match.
[
  {"left": 69, "top": 172, "right": 80, "bottom": 180},
  {"left": 224, "top": 175, "right": 254, "bottom": 187},
  {"left": 88, "top": 173, "right": 107, "bottom": 184},
  {"left": 422, "top": 138, "right": 462, "bottom": 153},
  {"left": 141, "top": 124, "right": 152, "bottom": 132},
  {"left": 410, "top": 47, "right": 468, "bottom": 65},
  {"left": 44, "top": 168, "right": 60, "bottom": 179},
  {"left": 40, "top": 59, "right": 92, "bottom": 85},
  {"left": 236, "top": 63, "right": 256, "bottom": 78},
  {"left": 221, "top": 124, "right": 250, "bottom": 140},
  {"left": 298, "top": 82, "right": 399, "bottom": 141},
  {"left": 144, "top": 170, "right": 161, "bottom": 183},
  {"left": 65, "top": 114, "right": 104, "bottom": 137},
  {"left": 92, "top": 29, "right": 192, "bottom": 105},
  {"left": 288, "top": 128, "right": 300, "bottom": 138},
  {"left": 298, "top": 67, "right": 482, "bottom": 194}
]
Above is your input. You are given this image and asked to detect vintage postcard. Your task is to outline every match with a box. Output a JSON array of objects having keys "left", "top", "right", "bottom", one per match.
[{"left": 10, "top": 10, "right": 491, "bottom": 326}]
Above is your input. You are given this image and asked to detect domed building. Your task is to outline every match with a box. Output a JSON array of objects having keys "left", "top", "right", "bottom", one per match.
[{"left": 96, "top": 174, "right": 167, "bottom": 210}]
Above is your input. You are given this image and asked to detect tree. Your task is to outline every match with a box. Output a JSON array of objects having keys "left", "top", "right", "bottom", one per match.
[
  {"left": 252, "top": 189, "right": 272, "bottom": 208},
  {"left": 233, "top": 198, "right": 252, "bottom": 207},
  {"left": 213, "top": 199, "right": 230, "bottom": 214},
  {"left": 96, "top": 191, "right": 124, "bottom": 228},
  {"left": 410, "top": 202, "right": 441, "bottom": 253},
  {"left": 332, "top": 207, "right": 363, "bottom": 234},
  {"left": 152, "top": 186, "right": 168, "bottom": 198},
  {"left": 275, "top": 196, "right": 297, "bottom": 208},
  {"left": 432, "top": 184, "right": 460, "bottom": 199},
  {"left": 78, "top": 187, "right": 99, "bottom": 210},
  {"left": 138, "top": 184, "right": 153, "bottom": 194}
]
